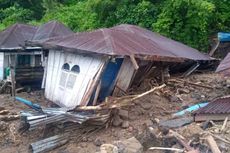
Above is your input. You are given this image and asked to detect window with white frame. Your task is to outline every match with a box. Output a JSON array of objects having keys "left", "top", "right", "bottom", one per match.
[
  {"left": 59, "top": 63, "right": 70, "bottom": 88},
  {"left": 59, "top": 63, "right": 80, "bottom": 89},
  {"left": 66, "top": 65, "right": 80, "bottom": 89}
]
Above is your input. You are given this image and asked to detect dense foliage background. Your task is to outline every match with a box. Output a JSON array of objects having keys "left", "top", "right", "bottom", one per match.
[{"left": 0, "top": 0, "right": 229, "bottom": 51}]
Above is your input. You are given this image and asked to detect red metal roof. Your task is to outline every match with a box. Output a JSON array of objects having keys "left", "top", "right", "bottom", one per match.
[
  {"left": 31, "top": 24, "right": 211, "bottom": 61},
  {"left": 216, "top": 52, "right": 230, "bottom": 76},
  {"left": 195, "top": 96, "right": 230, "bottom": 114},
  {"left": 0, "top": 23, "right": 37, "bottom": 49},
  {"left": 32, "top": 21, "right": 74, "bottom": 41}
]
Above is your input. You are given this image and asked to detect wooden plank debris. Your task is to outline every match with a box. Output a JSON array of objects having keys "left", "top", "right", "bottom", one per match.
[
  {"left": 129, "top": 55, "right": 139, "bottom": 70},
  {"left": 169, "top": 79, "right": 213, "bottom": 89},
  {"left": 77, "top": 84, "right": 166, "bottom": 111},
  {"left": 148, "top": 147, "right": 184, "bottom": 152},
  {"left": 205, "top": 134, "right": 221, "bottom": 153}
]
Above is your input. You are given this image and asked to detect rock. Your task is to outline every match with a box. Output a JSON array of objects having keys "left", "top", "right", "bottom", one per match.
[
  {"left": 128, "top": 126, "right": 133, "bottom": 132},
  {"left": 170, "top": 95, "right": 179, "bottom": 102},
  {"left": 121, "top": 121, "right": 129, "bottom": 129},
  {"left": 0, "top": 121, "right": 7, "bottom": 131},
  {"left": 143, "top": 120, "right": 153, "bottom": 127},
  {"left": 113, "top": 141, "right": 126, "bottom": 153},
  {"left": 114, "top": 137, "right": 143, "bottom": 153},
  {"left": 139, "top": 102, "right": 152, "bottom": 110},
  {"left": 118, "top": 109, "right": 129, "bottom": 120},
  {"left": 88, "top": 137, "right": 93, "bottom": 142},
  {"left": 100, "top": 144, "right": 118, "bottom": 153},
  {"left": 178, "top": 88, "right": 190, "bottom": 94},
  {"left": 94, "top": 138, "right": 103, "bottom": 146},
  {"left": 82, "top": 136, "right": 88, "bottom": 142},
  {"left": 113, "top": 115, "right": 123, "bottom": 127},
  {"left": 128, "top": 113, "right": 137, "bottom": 121},
  {"left": 79, "top": 142, "right": 87, "bottom": 148}
]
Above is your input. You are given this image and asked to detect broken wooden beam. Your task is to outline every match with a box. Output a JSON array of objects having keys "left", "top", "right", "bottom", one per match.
[
  {"left": 129, "top": 55, "right": 139, "bottom": 70},
  {"left": 205, "top": 134, "right": 221, "bottom": 153},
  {"left": 148, "top": 147, "right": 184, "bottom": 152},
  {"left": 169, "top": 79, "right": 213, "bottom": 89}
]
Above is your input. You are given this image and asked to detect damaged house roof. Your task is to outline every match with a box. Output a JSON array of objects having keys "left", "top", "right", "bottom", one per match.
[
  {"left": 0, "top": 21, "right": 74, "bottom": 50},
  {"left": 194, "top": 96, "right": 230, "bottom": 121},
  {"left": 32, "top": 20, "right": 74, "bottom": 42},
  {"left": 30, "top": 24, "right": 211, "bottom": 62},
  {"left": 112, "top": 24, "right": 211, "bottom": 61},
  {"left": 216, "top": 52, "right": 230, "bottom": 76},
  {"left": 0, "top": 23, "right": 37, "bottom": 50}
]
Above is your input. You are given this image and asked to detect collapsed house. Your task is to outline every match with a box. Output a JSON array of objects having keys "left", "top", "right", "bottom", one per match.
[
  {"left": 0, "top": 21, "right": 73, "bottom": 90},
  {"left": 29, "top": 24, "right": 212, "bottom": 110}
]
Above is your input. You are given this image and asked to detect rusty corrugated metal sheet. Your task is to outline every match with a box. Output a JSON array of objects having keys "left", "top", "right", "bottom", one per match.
[
  {"left": 216, "top": 52, "right": 230, "bottom": 76},
  {"left": 31, "top": 24, "right": 212, "bottom": 61},
  {"left": 195, "top": 96, "right": 230, "bottom": 114},
  {"left": 0, "top": 24, "right": 37, "bottom": 49},
  {"left": 112, "top": 24, "right": 211, "bottom": 61},
  {"left": 32, "top": 21, "right": 74, "bottom": 41}
]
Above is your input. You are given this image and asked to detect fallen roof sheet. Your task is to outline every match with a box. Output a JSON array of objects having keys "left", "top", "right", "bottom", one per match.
[
  {"left": 30, "top": 24, "right": 211, "bottom": 61},
  {"left": 195, "top": 96, "right": 230, "bottom": 115},
  {"left": 32, "top": 20, "right": 74, "bottom": 41},
  {"left": 216, "top": 52, "right": 230, "bottom": 76},
  {"left": 0, "top": 23, "right": 37, "bottom": 49}
]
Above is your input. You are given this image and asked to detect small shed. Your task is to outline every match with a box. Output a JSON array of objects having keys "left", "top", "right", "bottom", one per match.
[{"left": 31, "top": 24, "right": 212, "bottom": 110}]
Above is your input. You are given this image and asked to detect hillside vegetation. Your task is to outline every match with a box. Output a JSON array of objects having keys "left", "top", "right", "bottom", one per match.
[{"left": 0, "top": 0, "right": 229, "bottom": 51}]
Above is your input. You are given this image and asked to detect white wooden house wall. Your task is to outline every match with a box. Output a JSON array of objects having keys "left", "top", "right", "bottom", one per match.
[{"left": 45, "top": 50, "right": 105, "bottom": 109}]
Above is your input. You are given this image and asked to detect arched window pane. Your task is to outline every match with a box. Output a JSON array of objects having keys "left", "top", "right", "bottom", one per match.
[
  {"left": 71, "top": 65, "right": 80, "bottom": 73},
  {"left": 62, "top": 63, "right": 70, "bottom": 71}
]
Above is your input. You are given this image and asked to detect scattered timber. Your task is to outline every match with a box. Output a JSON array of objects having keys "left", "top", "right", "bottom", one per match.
[
  {"left": 149, "top": 147, "right": 184, "bottom": 152},
  {"left": 169, "top": 79, "right": 213, "bottom": 89},
  {"left": 205, "top": 134, "right": 221, "bottom": 153},
  {"left": 76, "top": 84, "right": 166, "bottom": 111}
]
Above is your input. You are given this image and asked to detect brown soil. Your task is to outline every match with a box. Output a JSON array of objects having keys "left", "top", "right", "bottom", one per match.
[{"left": 0, "top": 72, "right": 229, "bottom": 153}]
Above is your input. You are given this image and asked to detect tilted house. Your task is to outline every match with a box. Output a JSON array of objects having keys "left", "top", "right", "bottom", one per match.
[
  {"left": 31, "top": 24, "right": 212, "bottom": 110},
  {"left": 0, "top": 21, "right": 73, "bottom": 87}
]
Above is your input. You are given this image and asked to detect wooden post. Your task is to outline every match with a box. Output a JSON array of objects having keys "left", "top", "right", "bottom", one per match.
[
  {"left": 129, "top": 55, "right": 139, "bottom": 70},
  {"left": 92, "top": 80, "right": 101, "bottom": 106},
  {"left": 9, "top": 55, "right": 16, "bottom": 98}
]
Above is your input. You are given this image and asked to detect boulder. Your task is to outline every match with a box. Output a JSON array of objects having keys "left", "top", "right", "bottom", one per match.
[
  {"left": 121, "top": 121, "right": 129, "bottom": 129},
  {"left": 100, "top": 144, "right": 118, "bottom": 153},
  {"left": 114, "top": 137, "right": 143, "bottom": 153},
  {"left": 118, "top": 109, "right": 129, "bottom": 120},
  {"left": 113, "top": 115, "right": 123, "bottom": 127},
  {"left": 94, "top": 138, "right": 103, "bottom": 146}
]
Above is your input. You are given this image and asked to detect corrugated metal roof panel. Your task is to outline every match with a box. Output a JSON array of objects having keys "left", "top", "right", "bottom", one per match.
[
  {"left": 32, "top": 20, "right": 74, "bottom": 41},
  {"left": 195, "top": 96, "right": 230, "bottom": 114},
  {"left": 0, "top": 24, "right": 37, "bottom": 49},
  {"left": 30, "top": 24, "right": 212, "bottom": 61}
]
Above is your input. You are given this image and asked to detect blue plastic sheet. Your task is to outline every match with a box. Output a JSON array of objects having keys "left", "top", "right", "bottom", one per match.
[{"left": 218, "top": 32, "right": 230, "bottom": 42}]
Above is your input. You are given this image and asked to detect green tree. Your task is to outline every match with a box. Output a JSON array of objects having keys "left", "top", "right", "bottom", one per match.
[
  {"left": 41, "top": 1, "right": 100, "bottom": 31},
  {"left": 0, "top": 6, "right": 33, "bottom": 29},
  {"left": 153, "top": 0, "right": 215, "bottom": 51}
]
